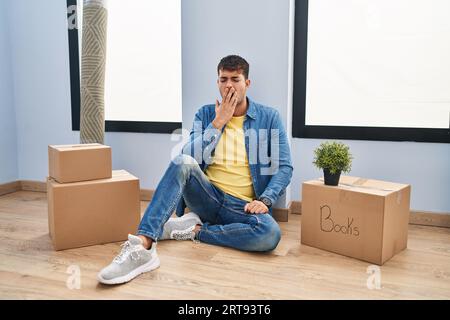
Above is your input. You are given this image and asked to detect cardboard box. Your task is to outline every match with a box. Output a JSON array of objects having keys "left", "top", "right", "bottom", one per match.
[
  {"left": 48, "top": 143, "right": 112, "bottom": 183},
  {"left": 47, "top": 170, "right": 141, "bottom": 250},
  {"left": 301, "top": 176, "right": 411, "bottom": 265}
]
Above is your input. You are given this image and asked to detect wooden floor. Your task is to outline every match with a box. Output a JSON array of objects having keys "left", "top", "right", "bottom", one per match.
[{"left": 0, "top": 191, "right": 449, "bottom": 300}]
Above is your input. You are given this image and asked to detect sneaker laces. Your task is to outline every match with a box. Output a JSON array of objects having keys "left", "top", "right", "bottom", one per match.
[{"left": 113, "top": 241, "right": 142, "bottom": 264}]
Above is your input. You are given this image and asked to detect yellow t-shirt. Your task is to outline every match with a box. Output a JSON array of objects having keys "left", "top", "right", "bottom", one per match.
[{"left": 205, "top": 115, "right": 256, "bottom": 202}]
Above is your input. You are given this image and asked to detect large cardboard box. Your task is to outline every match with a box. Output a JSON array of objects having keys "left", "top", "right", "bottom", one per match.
[
  {"left": 48, "top": 143, "right": 112, "bottom": 183},
  {"left": 301, "top": 176, "right": 411, "bottom": 265},
  {"left": 47, "top": 170, "right": 141, "bottom": 251}
]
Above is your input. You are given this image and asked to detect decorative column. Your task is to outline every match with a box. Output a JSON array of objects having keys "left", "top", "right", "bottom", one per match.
[{"left": 80, "top": 0, "right": 107, "bottom": 144}]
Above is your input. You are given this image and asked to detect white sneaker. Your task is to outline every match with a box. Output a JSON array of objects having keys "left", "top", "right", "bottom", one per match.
[
  {"left": 97, "top": 234, "right": 160, "bottom": 285},
  {"left": 160, "top": 212, "right": 203, "bottom": 240}
]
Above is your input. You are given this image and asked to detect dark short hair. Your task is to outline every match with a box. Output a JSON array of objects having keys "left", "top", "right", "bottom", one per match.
[{"left": 217, "top": 55, "right": 249, "bottom": 79}]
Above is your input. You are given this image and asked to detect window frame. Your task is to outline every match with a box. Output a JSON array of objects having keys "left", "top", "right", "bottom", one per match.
[
  {"left": 66, "top": 0, "right": 182, "bottom": 134},
  {"left": 292, "top": 0, "right": 449, "bottom": 143}
]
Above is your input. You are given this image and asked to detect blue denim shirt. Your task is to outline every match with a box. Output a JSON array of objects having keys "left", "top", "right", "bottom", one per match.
[{"left": 176, "top": 97, "right": 293, "bottom": 216}]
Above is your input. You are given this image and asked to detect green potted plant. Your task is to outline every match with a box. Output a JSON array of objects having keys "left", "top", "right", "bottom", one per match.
[{"left": 313, "top": 141, "right": 353, "bottom": 186}]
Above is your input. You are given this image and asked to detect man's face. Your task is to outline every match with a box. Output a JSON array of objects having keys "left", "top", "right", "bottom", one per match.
[{"left": 217, "top": 69, "right": 250, "bottom": 105}]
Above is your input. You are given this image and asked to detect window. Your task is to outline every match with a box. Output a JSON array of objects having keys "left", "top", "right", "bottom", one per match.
[
  {"left": 67, "top": 0, "right": 182, "bottom": 133},
  {"left": 292, "top": 0, "right": 449, "bottom": 143}
]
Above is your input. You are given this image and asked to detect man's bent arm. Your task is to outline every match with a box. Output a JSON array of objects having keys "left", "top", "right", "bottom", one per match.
[
  {"left": 181, "top": 107, "right": 223, "bottom": 166},
  {"left": 259, "top": 111, "right": 294, "bottom": 205}
]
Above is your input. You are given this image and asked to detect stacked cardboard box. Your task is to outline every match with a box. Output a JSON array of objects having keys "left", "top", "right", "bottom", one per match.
[
  {"left": 47, "top": 144, "right": 141, "bottom": 250},
  {"left": 301, "top": 176, "right": 411, "bottom": 265}
]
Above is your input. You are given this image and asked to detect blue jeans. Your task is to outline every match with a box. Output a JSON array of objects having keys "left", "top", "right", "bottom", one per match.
[{"left": 137, "top": 154, "right": 281, "bottom": 252}]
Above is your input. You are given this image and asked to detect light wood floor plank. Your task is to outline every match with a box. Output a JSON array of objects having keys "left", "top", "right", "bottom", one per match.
[{"left": 0, "top": 191, "right": 449, "bottom": 299}]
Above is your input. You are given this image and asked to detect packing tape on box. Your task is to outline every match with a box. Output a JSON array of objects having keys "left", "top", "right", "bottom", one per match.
[
  {"left": 318, "top": 178, "right": 396, "bottom": 192},
  {"left": 69, "top": 144, "right": 102, "bottom": 148}
]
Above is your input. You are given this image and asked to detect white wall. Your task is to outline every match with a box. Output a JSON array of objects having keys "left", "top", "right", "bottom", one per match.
[
  {"left": 2, "top": 0, "right": 449, "bottom": 213},
  {"left": 6, "top": 0, "right": 175, "bottom": 189},
  {"left": 181, "top": 0, "right": 293, "bottom": 207},
  {"left": 0, "top": 0, "right": 17, "bottom": 183},
  {"left": 8, "top": 0, "right": 79, "bottom": 182},
  {"left": 291, "top": 140, "right": 450, "bottom": 214}
]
